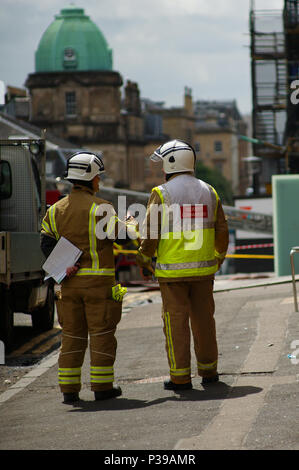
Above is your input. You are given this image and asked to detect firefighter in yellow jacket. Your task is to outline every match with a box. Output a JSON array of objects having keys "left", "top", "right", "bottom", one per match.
[
  {"left": 136, "top": 140, "right": 229, "bottom": 391},
  {"left": 41, "top": 151, "right": 130, "bottom": 404}
]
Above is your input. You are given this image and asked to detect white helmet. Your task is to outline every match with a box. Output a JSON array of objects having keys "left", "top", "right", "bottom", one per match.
[
  {"left": 150, "top": 139, "right": 195, "bottom": 174},
  {"left": 65, "top": 151, "right": 105, "bottom": 181}
]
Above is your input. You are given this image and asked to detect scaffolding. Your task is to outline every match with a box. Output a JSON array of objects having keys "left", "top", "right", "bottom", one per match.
[
  {"left": 250, "top": 1, "right": 299, "bottom": 173},
  {"left": 250, "top": 6, "right": 287, "bottom": 161},
  {"left": 283, "top": 0, "right": 299, "bottom": 171}
]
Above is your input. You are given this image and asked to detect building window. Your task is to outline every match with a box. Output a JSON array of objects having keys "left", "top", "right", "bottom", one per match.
[
  {"left": 214, "top": 140, "right": 222, "bottom": 153},
  {"left": 144, "top": 114, "right": 163, "bottom": 137},
  {"left": 65, "top": 92, "right": 77, "bottom": 117},
  {"left": 194, "top": 142, "right": 200, "bottom": 153}
]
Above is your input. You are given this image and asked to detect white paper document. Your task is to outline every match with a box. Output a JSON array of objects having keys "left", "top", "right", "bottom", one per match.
[{"left": 42, "top": 236, "right": 82, "bottom": 284}]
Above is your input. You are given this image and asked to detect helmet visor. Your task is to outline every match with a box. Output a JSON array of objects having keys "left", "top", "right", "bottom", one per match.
[
  {"left": 150, "top": 153, "right": 162, "bottom": 162},
  {"left": 150, "top": 146, "right": 163, "bottom": 162}
]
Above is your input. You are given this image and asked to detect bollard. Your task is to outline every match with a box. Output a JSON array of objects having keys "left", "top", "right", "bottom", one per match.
[{"left": 0, "top": 340, "right": 5, "bottom": 365}]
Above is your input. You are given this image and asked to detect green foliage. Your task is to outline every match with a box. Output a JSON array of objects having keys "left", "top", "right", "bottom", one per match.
[{"left": 195, "top": 161, "right": 234, "bottom": 205}]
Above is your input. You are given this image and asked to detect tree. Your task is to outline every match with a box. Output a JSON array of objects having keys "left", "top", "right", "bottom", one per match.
[{"left": 195, "top": 161, "right": 234, "bottom": 205}]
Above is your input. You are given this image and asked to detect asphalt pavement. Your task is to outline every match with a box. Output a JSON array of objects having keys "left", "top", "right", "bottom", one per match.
[{"left": 0, "top": 274, "right": 299, "bottom": 453}]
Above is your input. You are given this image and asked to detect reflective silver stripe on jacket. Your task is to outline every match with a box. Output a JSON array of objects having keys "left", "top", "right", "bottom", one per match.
[{"left": 156, "top": 259, "right": 218, "bottom": 271}]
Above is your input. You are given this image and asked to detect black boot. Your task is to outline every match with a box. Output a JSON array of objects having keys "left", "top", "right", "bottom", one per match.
[
  {"left": 63, "top": 392, "right": 80, "bottom": 404},
  {"left": 201, "top": 373, "right": 219, "bottom": 385},
  {"left": 164, "top": 380, "right": 192, "bottom": 391},
  {"left": 94, "top": 386, "right": 122, "bottom": 401}
]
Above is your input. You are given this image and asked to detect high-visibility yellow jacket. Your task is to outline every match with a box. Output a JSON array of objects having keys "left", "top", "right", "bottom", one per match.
[{"left": 138, "top": 173, "right": 229, "bottom": 282}]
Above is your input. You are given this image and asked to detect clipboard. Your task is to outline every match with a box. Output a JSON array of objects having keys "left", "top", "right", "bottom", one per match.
[{"left": 42, "top": 236, "right": 82, "bottom": 284}]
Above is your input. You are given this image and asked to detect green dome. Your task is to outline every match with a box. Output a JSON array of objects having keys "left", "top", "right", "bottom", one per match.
[{"left": 35, "top": 4, "right": 113, "bottom": 72}]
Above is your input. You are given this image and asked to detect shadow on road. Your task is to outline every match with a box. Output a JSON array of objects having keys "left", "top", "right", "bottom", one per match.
[{"left": 68, "top": 381, "right": 263, "bottom": 412}]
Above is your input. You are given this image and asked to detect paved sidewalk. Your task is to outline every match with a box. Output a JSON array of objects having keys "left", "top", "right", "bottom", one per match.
[{"left": 0, "top": 278, "right": 298, "bottom": 451}]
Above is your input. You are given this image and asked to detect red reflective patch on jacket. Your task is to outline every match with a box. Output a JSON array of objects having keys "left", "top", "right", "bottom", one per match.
[{"left": 180, "top": 204, "right": 208, "bottom": 218}]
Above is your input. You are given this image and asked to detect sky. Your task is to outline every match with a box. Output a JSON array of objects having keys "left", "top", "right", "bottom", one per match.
[{"left": 0, "top": 0, "right": 284, "bottom": 115}]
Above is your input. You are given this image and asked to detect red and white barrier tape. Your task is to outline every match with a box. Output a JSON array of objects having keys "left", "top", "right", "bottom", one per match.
[{"left": 230, "top": 243, "right": 274, "bottom": 251}]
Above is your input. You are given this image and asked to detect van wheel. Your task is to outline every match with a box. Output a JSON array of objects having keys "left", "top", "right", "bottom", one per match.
[
  {"left": 0, "top": 287, "right": 14, "bottom": 352},
  {"left": 32, "top": 285, "right": 55, "bottom": 331}
]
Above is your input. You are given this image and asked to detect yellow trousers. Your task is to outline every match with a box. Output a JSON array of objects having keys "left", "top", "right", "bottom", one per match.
[
  {"left": 159, "top": 280, "right": 218, "bottom": 384},
  {"left": 56, "top": 283, "right": 122, "bottom": 393}
]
